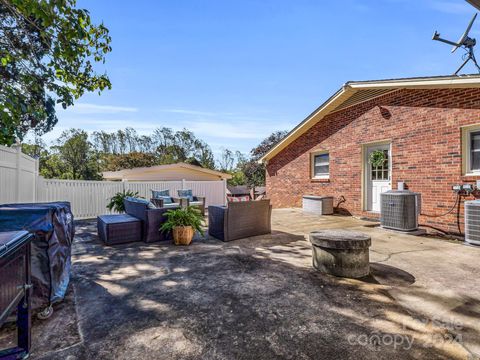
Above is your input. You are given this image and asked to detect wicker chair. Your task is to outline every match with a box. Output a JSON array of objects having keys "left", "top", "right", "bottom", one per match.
[
  {"left": 208, "top": 199, "right": 272, "bottom": 242},
  {"left": 176, "top": 190, "right": 206, "bottom": 215},
  {"left": 150, "top": 197, "right": 184, "bottom": 209},
  {"left": 124, "top": 198, "right": 180, "bottom": 242},
  {"left": 150, "top": 189, "right": 182, "bottom": 209}
]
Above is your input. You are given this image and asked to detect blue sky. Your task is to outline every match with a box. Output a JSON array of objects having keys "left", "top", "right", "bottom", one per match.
[{"left": 42, "top": 0, "right": 478, "bottom": 157}]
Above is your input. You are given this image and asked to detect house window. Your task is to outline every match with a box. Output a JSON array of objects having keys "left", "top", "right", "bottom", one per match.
[
  {"left": 311, "top": 152, "right": 329, "bottom": 179},
  {"left": 470, "top": 131, "right": 480, "bottom": 172},
  {"left": 464, "top": 125, "right": 480, "bottom": 175},
  {"left": 370, "top": 150, "right": 389, "bottom": 180}
]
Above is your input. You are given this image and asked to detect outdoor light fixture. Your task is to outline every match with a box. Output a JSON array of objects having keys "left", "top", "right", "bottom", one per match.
[{"left": 452, "top": 184, "right": 462, "bottom": 193}]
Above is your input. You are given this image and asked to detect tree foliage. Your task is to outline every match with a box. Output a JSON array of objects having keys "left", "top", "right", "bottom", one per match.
[
  {"left": 26, "top": 127, "right": 218, "bottom": 179},
  {"left": 0, "top": 0, "right": 111, "bottom": 145},
  {"left": 102, "top": 152, "right": 157, "bottom": 172},
  {"left": 21, "top": 127, "right": 287, "bottom": 185},
  {"left": 91, "top": 127, "right": 216, "bottom": 169},
  {"left": 51, "top": 129, "right": 100, "bottom": 179},
  {"left": 224, "top": 131, "right": 288, "bottom": 187},
  {"left": 250, "top": 130, "right": 288, "bottom": 161}
]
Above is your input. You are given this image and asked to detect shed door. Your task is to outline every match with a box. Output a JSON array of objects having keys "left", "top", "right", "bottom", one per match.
[{"left": 365, "top": 144, "right": 391, "bottom": 212}]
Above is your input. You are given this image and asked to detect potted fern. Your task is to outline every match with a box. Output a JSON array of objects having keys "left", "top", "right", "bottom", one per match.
[
  {"left": 160, "top": 206, "right": 205, "bottom": 245},
  {"left": 106, "top": 190, "right": 141, "bottom": 213}
]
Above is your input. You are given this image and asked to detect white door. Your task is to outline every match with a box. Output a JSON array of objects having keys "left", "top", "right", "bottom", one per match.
[{"left": 365, "top": 144, "right": 391, "bottom": 212}]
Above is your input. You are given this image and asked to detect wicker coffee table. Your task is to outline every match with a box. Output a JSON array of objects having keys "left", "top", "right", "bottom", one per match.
[{"left": 97, "top": 214, "right": 142, "bottom": 245}]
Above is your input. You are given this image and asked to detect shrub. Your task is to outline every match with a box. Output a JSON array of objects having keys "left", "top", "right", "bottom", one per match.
[{"left": 106, "top": 190, "right": 141, "bottom": 213}]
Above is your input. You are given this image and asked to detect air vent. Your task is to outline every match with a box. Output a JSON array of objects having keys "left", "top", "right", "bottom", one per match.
[
  {"left": 380, "top": 190, "right": 421, "bottom": 231},
  {"left": 465, "top": 200, "right": 480, "bottom": 245}
]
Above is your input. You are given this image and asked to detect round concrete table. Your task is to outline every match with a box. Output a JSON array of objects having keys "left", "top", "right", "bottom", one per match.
[{"left": 309, "top": 230, "right": 371, "bottom": 278}]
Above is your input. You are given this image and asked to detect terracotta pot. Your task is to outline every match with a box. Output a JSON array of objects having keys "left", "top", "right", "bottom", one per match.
[{"left": 173, "top": 226, "right": 194, "bottom": 245}]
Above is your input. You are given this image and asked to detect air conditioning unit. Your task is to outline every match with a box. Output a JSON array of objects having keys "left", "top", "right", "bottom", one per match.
[
  {"left": 464, "top": 200, "right": 480, "bottom": 245},
  {"left": 380, "top": 190, "right": 421, "bottom": 231}
]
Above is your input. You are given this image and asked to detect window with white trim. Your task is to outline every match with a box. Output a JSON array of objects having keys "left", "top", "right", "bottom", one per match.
[
  {"left": 470, "top": 130, "right": 480, "bottom": 172},
  {"left": 311, "top": 152, "right": 329, "bottom": 179},
  {"left": 464, "top": 126, "right": 480, "bottom": 175}
]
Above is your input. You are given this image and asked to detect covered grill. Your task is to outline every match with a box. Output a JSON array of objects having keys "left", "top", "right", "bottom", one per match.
[
  {"left": 0, "top": 230, "right": 33, "bottom": 359},
  {"left": 0, "top": 202, "right": 74, "bottom": 314}
]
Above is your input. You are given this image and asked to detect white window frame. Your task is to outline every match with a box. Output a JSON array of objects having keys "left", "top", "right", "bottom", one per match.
[
  {"left": 311, "top": 151, "right": 330, "bottom": 179},
  {"left": 463, "top": 124, "right": 480, "bottom": 175}
]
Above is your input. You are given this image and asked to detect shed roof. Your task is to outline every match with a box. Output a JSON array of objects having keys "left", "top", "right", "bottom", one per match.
[
  {"left": 260, "top": 74, "right": 480, "bottom": 162},
  {"left": 103, "top": 162, "right": 232, "bottom": 180}
]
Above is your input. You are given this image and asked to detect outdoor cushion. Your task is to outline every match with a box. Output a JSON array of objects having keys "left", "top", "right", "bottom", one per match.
[
  {"left": 227, "top": 195, "right": 250, "bottom": 202},
  {"left": 178, "top": 189, "right": 194, "bottom": 201},
  {"left": 151, "top": 189, "right": 173, "bottom": 204},
  {"left": 164, "top": 203, "right": 180, "bottom": 208},
  {"left": 126, "top": 196, "right": 156, "bottom": 209},
  {"left": 189, "top": 201, "right": 203, "bottom": 206},
  {"left": 157, "top": 195, "right": 173, "bottom": 204}
]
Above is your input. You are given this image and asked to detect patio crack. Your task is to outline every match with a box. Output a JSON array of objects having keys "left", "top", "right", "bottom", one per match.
[{"left": 371, "top": 248, "right": 433, "bottom": 263}]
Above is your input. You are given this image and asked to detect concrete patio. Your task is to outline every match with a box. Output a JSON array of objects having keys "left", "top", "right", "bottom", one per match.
[{"left": 3, "top": 208, "right": 480, "bottom": 359}]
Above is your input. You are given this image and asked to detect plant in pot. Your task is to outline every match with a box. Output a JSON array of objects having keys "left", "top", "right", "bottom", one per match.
[
  {"left": 107, "top": 190, "right": 141, "bottom": 213},
  {"left": 160, "top": 206, "right": 205, "bottom": 245}
]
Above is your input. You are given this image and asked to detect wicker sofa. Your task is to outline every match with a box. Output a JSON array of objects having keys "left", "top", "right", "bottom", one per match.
[
  {"left": 124, "top": 198, "right": 180, "bottom": 242},
  {"left": 208, "top": 199, "right": 272, "bottom": 242}
]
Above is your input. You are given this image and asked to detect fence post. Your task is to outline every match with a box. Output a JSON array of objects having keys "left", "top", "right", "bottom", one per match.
[
  {"left": 36, "top": 176, "right": 45, "bottom": 202},
  {"left": 13, "top": 143, "right": 21, "bottom": 202},
  {"left": 33, "top": 155, "right": 39, "bottom": 202},
  {"left": 222, "top": 179, "right": 227, "bottom": 205}
]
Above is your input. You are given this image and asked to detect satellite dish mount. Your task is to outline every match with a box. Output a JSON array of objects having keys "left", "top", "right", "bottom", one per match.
[{"left": 433, "top": 13, "right": 480, "bottom": 75}]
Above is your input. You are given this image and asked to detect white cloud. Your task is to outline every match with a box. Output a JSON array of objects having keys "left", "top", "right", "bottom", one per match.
[
  {"left": 62, "top": 103, "right": 138, "bottom": 114},
  {"left": 161, "top": 109, "right": 220, "bottom": 116}
]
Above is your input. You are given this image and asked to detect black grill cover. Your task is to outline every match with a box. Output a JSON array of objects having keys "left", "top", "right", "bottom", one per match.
[{"left": 0, "top": 202, "right": 74, "bottom": 309}]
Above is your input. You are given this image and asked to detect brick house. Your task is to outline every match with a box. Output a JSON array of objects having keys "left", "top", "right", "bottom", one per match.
[{"left": 260, "top": 75, "right": 480, "bottom": 234}]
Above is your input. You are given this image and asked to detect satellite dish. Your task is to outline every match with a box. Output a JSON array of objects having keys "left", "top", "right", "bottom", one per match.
[
  {"left": 432, "top": 12, "right": 480, "bottom": 74},
  {"left": 452, "top": 13, "right": 477, "bottom": 53}
]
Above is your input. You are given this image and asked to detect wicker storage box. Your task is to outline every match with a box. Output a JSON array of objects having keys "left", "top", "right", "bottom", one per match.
[
  {"left": 97, "top": 214, "right": 142, "bottom": 245},
  {"left": 302, "top": 196, "right": 334, "bottom": 215}
]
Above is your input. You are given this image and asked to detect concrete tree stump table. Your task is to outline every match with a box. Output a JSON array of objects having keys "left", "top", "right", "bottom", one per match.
[{"left": 309, "top": 230, "right": 371, "bottom": 278}]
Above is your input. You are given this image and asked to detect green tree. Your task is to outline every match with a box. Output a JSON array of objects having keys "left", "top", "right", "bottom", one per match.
[
  {"left": 52, "top": 129, "right": 100, "bottom": 179},
  {"left": 40, "top": 152, "right": 67, "bottom": 179},
  {"left": 241, "top": 130, "right": 288, "bottom": 187},
  {"left": 152, "top": 127, "right": 215, "bottom": 168},
  {"left": 21, "top": 138, "right": 46, "bottom": 158},
  {"left": 194, "top": 140, "right": 215, "bottom": 169},
  {"left": 250, "top": 130, "right": 288, "bottom": 161},
  {"left": 0, "top": 0, "right": 112, "bottom": 145},
  {"left": 218, "top": 148, "right": 235, "bottom": 172},
  {"left": 102, "top": 152, "right": 158, "bottom": 172}
]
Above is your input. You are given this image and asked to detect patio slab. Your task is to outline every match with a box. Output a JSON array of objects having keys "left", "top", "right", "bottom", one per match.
[{"left": 4, "top": 208, "right": 480, "bottom": 359}]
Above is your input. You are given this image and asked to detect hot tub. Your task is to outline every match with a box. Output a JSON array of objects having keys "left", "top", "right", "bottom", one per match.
[{"left": 302, "top": 195, "right": 334, "bottom": 215}]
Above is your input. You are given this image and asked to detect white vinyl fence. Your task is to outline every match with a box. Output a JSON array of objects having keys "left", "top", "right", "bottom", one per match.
[
  {"left": 0, "top": 144, "right": 38, "bottom": 204},
  {"left": 0, "top": 144, "right": 227, "bottom": 219},
  {"left": 36, "top": 179, "right": 125, "bottom": 219}
]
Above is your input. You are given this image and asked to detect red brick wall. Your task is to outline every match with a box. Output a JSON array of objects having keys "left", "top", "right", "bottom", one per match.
[{"left": 266, "top": 88, "right": 480, "bottom": 234}]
